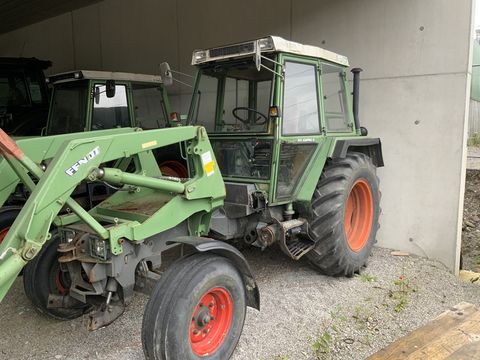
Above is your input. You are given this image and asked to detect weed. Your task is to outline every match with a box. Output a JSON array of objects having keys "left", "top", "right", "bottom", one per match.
[
  {"left": 356, "top": 273, "right": 378, "bottom": 283},
  {"left": 312, "top": 330, "right": 332, "bottom": 356},
  {"left": 390, "top": 274, "right": 418, "bottom": 313}
]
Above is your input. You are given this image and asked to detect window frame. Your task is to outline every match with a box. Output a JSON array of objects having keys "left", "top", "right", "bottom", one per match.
[
  {"left": 88, "top": 81, "right": 134, "bottom": 131},
  {"left": 280, "top": 58, "right": 322, "bottom": 137},
  {"left": 188, "top": 65, "right": 275, "bottom": 135},
  {"left": 320, "top": 62, "right": 355, "bottom": 134},
  {"left": 130, "top": 82, "right": 170, "bottom": 129}
]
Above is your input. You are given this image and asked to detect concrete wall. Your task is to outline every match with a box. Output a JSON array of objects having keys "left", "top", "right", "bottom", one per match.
[{"left": 0, "top": 0, "right": 474, "bottom": 272}]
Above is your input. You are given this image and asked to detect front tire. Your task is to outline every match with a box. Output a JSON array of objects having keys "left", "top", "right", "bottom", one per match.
[
  {"left": 142, "top": 253, "right": 246, "bottom": 360},
  {"left": 306, "top": 152, "right": 380, "bottom": 276},
  {"left": 23, "top": 232, "right": 89, "bottom": 320}
]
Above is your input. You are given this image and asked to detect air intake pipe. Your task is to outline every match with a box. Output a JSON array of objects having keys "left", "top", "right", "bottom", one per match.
[{"left": 351, "top": 68, "right": 367, "bottom": 136}]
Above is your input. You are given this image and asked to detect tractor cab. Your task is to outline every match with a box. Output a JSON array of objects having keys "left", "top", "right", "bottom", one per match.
[
  {"left": 45, "top": 70, "right": 173, "bottom": 135},
  {"left": 189, "top": 36, "right": 357, "bottom": 205}
]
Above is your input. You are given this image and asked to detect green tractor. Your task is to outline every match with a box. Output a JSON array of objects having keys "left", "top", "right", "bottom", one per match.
[
  {"left": 0, "top": 36, "right": 382, "bottom": 360},
  {"left": 1, "top": 69, "right": 187, "bottom": 244},
  {"left": 188, "top": 36, "right": 383, "bottom": 275}
]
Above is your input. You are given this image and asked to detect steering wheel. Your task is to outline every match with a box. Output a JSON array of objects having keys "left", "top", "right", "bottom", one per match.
[{"left": 232, "top": 107, "right": 268, "bottom": 126}]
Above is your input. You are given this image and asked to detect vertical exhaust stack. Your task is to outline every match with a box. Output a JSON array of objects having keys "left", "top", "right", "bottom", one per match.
[{"left": 351, "top": 68, "right": 367, "bottom": 135}]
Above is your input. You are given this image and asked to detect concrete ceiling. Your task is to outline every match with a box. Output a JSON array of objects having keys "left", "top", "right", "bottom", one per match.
[{"left": 0, "top": 0, "right": 101, "bottom": 34}]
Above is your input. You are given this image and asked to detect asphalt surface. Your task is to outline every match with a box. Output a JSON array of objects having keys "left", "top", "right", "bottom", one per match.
[{"left": 0, "top": 246, "right": 479, "bottom": 360}]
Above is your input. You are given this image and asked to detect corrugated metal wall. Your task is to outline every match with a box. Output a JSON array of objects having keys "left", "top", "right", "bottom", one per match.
[{"left": 469, "top": 99, "right": 480, "bottom": 136}]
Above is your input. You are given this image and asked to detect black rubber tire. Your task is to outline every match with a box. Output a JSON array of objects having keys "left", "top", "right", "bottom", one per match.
[
  {"left": 142, "top": 253, "right": 246, "bottom": 360},
  {"left": 0, "top": 206, "right": 21, "bottom": 243},
  {"left": 305, "top": 152, "right": 380, "bottom": 276},
  {"left": 23, "top": 232, "right": 88, "bottom": 320}
]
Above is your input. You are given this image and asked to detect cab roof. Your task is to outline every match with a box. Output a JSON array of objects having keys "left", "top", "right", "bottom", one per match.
[
  {"left": 191, "top": 36, "right": 349, "bottom": 67},
  {"left": 47, "top": 70, "right": 163, "bottom": 85}
]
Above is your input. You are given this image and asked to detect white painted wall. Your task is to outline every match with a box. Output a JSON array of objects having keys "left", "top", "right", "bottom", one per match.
[{"left": 0, "top": 0, "right": 474, "bottom": 271}]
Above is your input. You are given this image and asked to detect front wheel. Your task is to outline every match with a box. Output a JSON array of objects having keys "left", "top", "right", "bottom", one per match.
[
  {"left": 23, "top": 232, "right": 89, "bottom": 319},
  {"left": 142, "top": 253, "right": 246, "bottom": 360},
  {"left": 306, "top": 152, "right": 381, "bottom": 276}
]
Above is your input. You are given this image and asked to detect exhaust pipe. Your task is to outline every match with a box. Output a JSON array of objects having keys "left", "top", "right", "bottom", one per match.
[{"left": 351, "top": 68, "right": 367, "bottom": 135}]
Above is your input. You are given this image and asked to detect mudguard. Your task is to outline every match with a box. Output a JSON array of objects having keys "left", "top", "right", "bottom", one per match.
[
  {"left": 332, "top": 138, "right": 384, "bottom": 167},
  {"left": 169, "top": 236, "right": 260, "bottom": 310}
]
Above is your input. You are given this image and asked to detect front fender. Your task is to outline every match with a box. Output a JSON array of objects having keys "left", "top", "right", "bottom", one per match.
[{"left": 169, "top": 236, "right": 260, "bottom": 310}]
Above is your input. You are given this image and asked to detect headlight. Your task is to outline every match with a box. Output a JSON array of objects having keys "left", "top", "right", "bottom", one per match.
[
  {"left": 193, "top": 50, "right": 207, "bottom": 64},
  {"left": 89, "top": 236, "right": 109, "bottom": 261},
  {"left": 258, "top": 37, "right": 274, "bottom": 51},
  {"left": 61, "top": 229, "right": 76, "bottom": 244}
]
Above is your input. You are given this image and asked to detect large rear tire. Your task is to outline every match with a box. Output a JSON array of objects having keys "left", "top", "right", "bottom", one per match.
[
  {"left": 23, "top": 232, "right": 89, "bottom": 320},
  {"left": 142, "top": 253, "right": 246, "bottom": 360},
  {"left": 306, "top": 152, "right": 380, "bottom": 276}
]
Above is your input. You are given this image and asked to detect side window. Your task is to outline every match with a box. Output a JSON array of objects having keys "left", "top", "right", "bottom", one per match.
[
  {"left": 132, "top": 84, "right": 166, "bottom": 129},
  {"left": 92, "top": 84, "right": 130, "bottom": 130},
  {"left": 222, "top": 77, "right": 249, "bottom": 129},
  {"left": 282, "top": 62, "right": 320, "bottom": 135},
  {"left": 322, "top": 64, "right": 351, "bottom": 132}
]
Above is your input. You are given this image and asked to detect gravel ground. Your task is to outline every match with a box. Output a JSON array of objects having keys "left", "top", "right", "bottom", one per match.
[
  {"left": 462, "top": 168, "right": 480, "bottom": 272},
  {"left": 0, "top": 246, "right": 479, "bottom": 360}
]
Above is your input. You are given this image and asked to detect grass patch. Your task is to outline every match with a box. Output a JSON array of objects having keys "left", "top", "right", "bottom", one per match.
[{"left": 468, "top": 133, "right": 480, "bottom": 147}]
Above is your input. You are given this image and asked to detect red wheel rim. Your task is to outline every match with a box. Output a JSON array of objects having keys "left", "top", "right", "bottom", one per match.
[
  {"left": 344, "top": 179, "right": 374, "bottom": 252},
  {"left": 0, "top": 227, "right": 9, "bottom": 244},
  {"left": 54, "top": 268, "right": 67, "bottom": 295},
  {"left": 190, "top": 287, "right": 233, "bottom": 356},
  {"left": 159, "top": 160, "right": 188, "bottom": 178}
]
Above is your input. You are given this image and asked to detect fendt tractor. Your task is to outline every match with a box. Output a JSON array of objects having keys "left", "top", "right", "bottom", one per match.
[{"left": 0, "top": 36, "right": 383, "bottom": 360}]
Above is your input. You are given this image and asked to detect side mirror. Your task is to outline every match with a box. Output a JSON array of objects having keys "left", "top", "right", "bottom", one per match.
[
  {"left": 106, "top": 80, "right": 116, "bottom": 98},
  {"left": 94, "top": 86, "right": 100, "bottom": 104},
  {"left": 160, "top": 62, "right": 173, "bottom": 86}
]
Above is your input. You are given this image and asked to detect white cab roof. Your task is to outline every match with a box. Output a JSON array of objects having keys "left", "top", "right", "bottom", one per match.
[
  {"left": 48, "top": 70, "right": 163, "bottom": 84},
  {"left": 192, "top": 35, "right": 349, "bottom": 67}
]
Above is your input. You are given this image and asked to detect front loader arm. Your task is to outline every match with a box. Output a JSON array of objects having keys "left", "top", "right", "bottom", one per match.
[{"left": 0, "top": 126, "right": 225, "bottom": 301}]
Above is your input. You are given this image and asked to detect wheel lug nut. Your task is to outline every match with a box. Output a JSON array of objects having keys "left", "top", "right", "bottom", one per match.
[
  {"left": 203, "top": 329, "right": 209, "bottom": 334},
  {"left": 193, "top": 329, "right": 199, "bottom": 335},
  {"left": 209, "top": 302, "right": 214, "bottom": 308}
]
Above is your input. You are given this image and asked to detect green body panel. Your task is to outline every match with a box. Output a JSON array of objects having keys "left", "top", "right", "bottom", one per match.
[{"left": 0, "top": 126, "right": 225, "bottom": 301}]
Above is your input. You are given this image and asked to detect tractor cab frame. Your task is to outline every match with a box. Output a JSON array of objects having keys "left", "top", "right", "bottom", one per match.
[{"left": 45, "top": 70, "right": 174, "bottom": 136}]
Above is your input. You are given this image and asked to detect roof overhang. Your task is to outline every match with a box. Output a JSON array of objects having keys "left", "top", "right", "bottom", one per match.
[
  {"left": 191, "top": 36, "right": 349, "bottom": 67},
  {"left": 47, "top": 70, "right": 163, "bottom": 85}
]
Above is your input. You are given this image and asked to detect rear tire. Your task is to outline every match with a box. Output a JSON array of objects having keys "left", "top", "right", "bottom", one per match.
[
  {"left": 23, "top": 232, "right": 89, "bottom": 320},
  {"left": 142, "top": 253, "right": 246, "bottom": 360},
  {"left": 306, "top": 152, "right": 380, "bottom": 276}
]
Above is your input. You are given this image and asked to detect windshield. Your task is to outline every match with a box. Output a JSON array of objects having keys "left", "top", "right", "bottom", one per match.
[
  {"left": 48, "top": 81, "right": 88, "bottom": 135},
  {"left": 191, "top": 61, "right": 273, "bottom": 133}
]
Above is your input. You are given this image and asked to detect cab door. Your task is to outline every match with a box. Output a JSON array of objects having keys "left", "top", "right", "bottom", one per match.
[
  {"left": 320, "top": 63, "right": 355, "bottom": 135},
  {"left": 272, "top": 55, "right": 324, "bottom": 203}
]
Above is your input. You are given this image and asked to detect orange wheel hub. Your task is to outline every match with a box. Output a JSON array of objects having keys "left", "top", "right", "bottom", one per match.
[{"left": 344, "top": 179, "right": 374, "bottom": 252}]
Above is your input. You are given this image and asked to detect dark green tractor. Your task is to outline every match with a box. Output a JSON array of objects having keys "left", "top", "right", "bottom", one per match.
[{"left": 185, "top": 36, "right": 384, "bottom": 276}]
